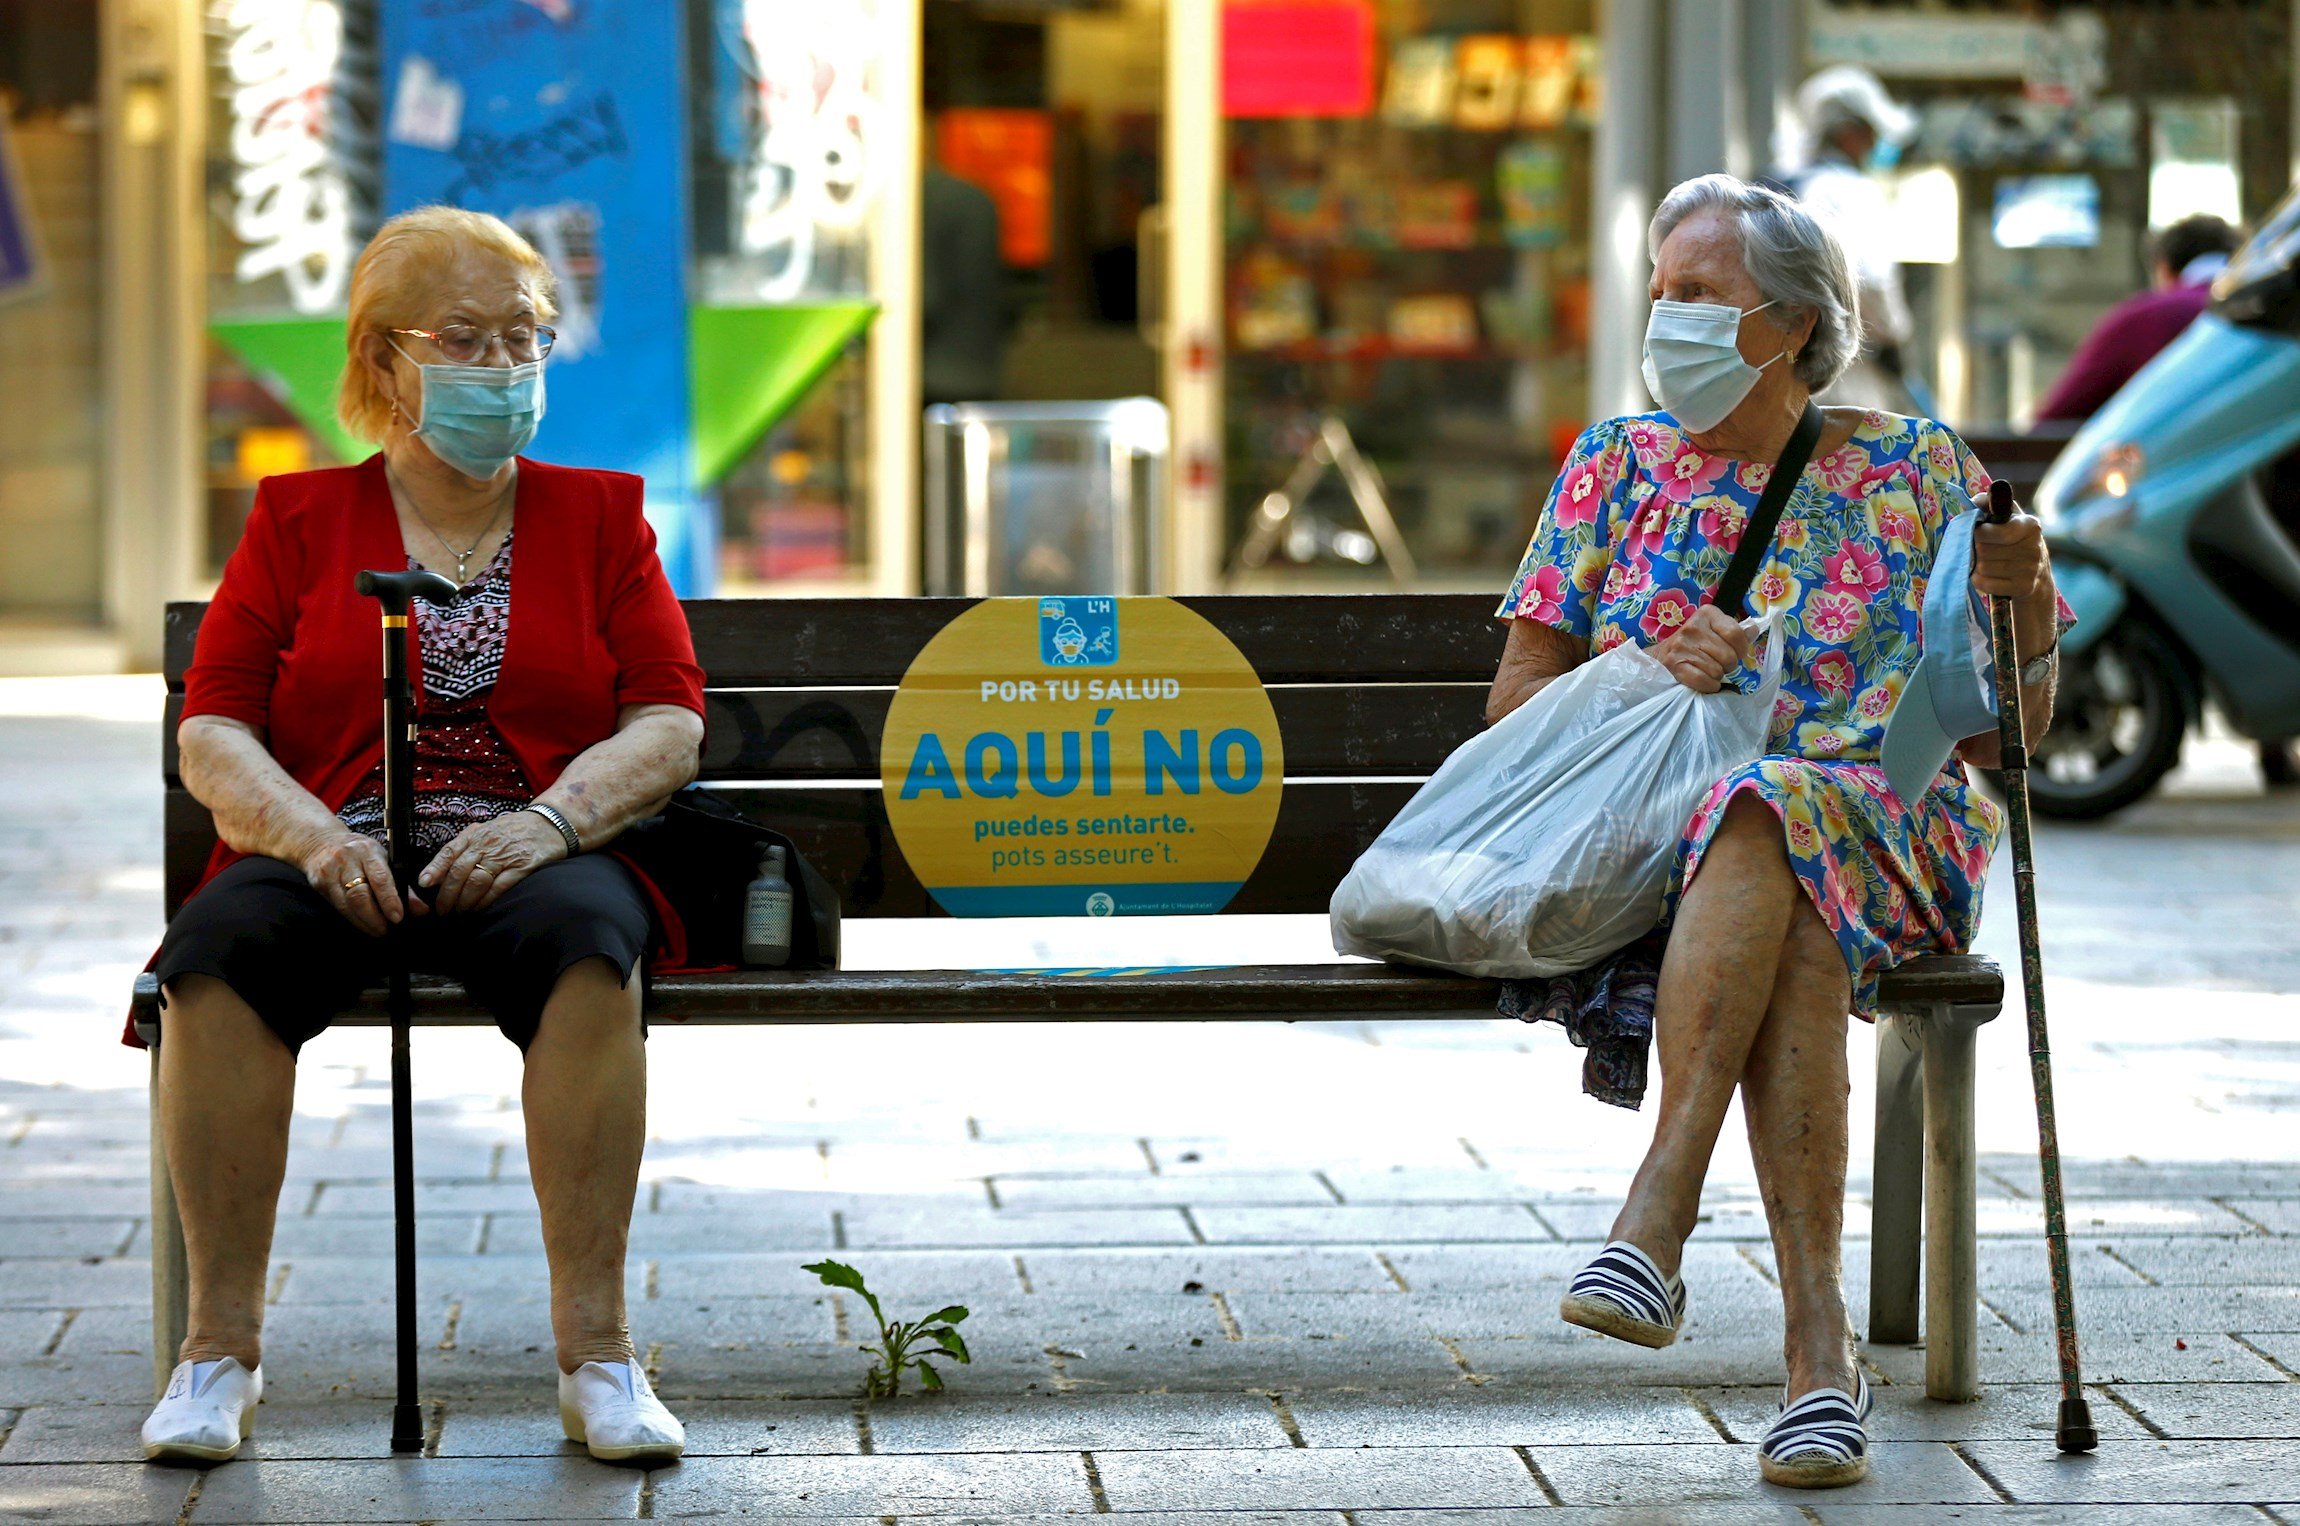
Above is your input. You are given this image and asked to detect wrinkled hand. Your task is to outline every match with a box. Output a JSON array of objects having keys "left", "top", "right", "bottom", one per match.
[
  {"left": 1972, "top": 508, "right": 2050, "bottom": 599},
  {"left": 300, "top": 830, "right": 404, "bottom": 938},
  {"left": 1652, "top": 604, "right": 1752, "bottom": 694},
  {"left": 417, "top": 809, "right": 567, "bottom": 916}
]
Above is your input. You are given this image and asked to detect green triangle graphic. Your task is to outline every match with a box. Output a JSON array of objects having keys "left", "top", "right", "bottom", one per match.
[
  {"left": 689, "top": 302, "right": 879, "bottom": 485},
  {"left": 208, "top": 316, "right": 371, "bottom": 466}
]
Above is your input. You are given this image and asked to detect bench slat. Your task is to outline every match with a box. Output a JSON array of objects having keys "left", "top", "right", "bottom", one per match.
[
  {"left": 130, "top": 955, "right": 1998, "bottom": 1028},
  {"left": 163, "top": 684, "right": 1492, "bottom": 787},
  {"left": 695, "top": 684, "right": 1486, "bottom": 782},
  {"left": 163, "top": 779, "right": 1426, "bottom": 918},
  {"left": 167, "top": 595, "right": 1509, "bottom": 688}
]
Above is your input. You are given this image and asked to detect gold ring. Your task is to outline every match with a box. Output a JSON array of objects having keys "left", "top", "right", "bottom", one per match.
[{"left": 342, "top": 876, "right": 368, "bottom": 891}]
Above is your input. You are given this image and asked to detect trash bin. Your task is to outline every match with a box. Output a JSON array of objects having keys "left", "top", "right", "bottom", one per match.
[{"left": 922, "top": 399, "right": 1169, "bottom": 596}]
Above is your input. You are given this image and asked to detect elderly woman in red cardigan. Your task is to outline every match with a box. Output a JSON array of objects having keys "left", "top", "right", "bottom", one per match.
[{"left": 141, "top": 208, "right": 701, "bottom": 1466}]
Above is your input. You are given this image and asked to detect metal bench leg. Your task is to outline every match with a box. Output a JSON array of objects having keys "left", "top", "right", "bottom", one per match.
[
  {"left": 1869, "top": 1010, "right": 1925, "bottom": 1345},
  {"left": 1922, "top": 1002, "right": 1992, "bottom": 1402},
  {"left": 149, "top": 1044, "right": 188, "bottom": 1397}
]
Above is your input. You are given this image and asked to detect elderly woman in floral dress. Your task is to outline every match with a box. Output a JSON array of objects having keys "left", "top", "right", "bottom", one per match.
[{"left": 1486, "top": 175, "right": 2071, "bottom": 1488}]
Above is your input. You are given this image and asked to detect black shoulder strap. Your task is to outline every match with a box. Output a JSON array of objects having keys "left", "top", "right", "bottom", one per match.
[{"left": 1714, "top": 402, "right": 1823, "bottom": 618}]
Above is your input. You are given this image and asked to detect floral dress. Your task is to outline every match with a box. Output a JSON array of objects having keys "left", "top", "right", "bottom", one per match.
[{"left": 1499, "top": 409, "right": 2071, "bottom": 1020}]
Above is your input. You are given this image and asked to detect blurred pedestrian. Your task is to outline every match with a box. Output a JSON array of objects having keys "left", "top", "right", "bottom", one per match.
[
  {"left": 1491, "top": 174, "right": 2071, "bottom": 1490},
  {"left": 2033, "top": 214, "right": 2242, "bottom": 423},
  {"left": 1782, "top": 67, "right": 1920, "bottom": 412},
  {"left": 922, "top": 157, "right": 1008, "bottom": 407}
]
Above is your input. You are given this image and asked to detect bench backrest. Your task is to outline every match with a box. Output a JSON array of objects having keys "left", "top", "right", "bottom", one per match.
[{"left": 161, "top": 595, "right": 1505, "bottom": 920}]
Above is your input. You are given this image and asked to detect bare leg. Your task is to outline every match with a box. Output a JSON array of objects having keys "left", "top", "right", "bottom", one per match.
[
  {"left": 1739, "top": 902, "right": 1859, "bottom": 1398},
  {"left": 1609, "top": 795, "right": 1803, "bottom": 1275},
  {"left": 158, "top": 976, "right": 295, "bottom": 1368},
  {"left": 522, "top": 957, "right": 646, "bottom": 1372}
]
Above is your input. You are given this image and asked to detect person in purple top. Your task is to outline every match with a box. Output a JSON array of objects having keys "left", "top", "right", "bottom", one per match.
[{"left": 2033, "top": 215, "right": 2243, "bottom": 423}]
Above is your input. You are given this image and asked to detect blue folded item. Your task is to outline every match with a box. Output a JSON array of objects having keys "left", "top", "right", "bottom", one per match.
[{"left": 1881, "top": 504, "right": 2001, "bottom": 807}]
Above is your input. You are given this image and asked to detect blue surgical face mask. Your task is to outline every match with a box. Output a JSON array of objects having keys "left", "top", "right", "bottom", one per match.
[
  {"left": 1867, "top": 137, "right": 1904, "bottom": 172},
  {"left": 391, "top": 343, "right": 546, "bottom": 480},
  {"left": 1640, "top": 298, "right": 1788, "bottom": 434}
]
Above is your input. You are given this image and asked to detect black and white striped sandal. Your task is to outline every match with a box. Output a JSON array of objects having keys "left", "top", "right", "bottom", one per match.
[
  {"left": 1558, "top": 1240, "right": 1687, "bottom": 1349},
  {"left": 1759, "top": 1368, "right": 1875, "bottom": 1488}
]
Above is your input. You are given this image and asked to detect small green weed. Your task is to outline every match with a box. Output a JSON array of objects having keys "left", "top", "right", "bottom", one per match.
[{"left": 803, "top": 1259, "right": 972, "bottom": 1399}]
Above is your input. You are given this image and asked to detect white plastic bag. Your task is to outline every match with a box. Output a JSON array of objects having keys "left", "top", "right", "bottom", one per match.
[{"left": 1331, "top": 616, "right": 1784, "bottom": 979}]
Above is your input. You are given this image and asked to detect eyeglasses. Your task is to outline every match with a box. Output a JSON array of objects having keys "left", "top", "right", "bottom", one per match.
[{"left": 390, "top": 323, "right": 556, "bottom": 364}]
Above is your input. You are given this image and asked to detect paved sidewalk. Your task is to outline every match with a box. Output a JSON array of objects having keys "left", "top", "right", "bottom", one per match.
[{"left": 2, "top": 676, "right": 2298, "bottom": 1523}]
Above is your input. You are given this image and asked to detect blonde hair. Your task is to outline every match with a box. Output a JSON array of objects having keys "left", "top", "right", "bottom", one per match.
[{"left": 336, "top": 206, "right": 559, "bottom": 442}]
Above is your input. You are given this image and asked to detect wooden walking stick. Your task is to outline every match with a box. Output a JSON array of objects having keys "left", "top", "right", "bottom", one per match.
[
  {"left": 355, "top": 567, "right": 458, "bottom": 1454},
  {"left": 1982, "top": 480, "right": 2098, "bottom": 1454}
]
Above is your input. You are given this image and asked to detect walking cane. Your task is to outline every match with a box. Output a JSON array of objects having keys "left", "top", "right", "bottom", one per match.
[
  {"left": 1981, "top": 480, "right": 2098, "bottom": 1454},
  {"left": 354, "top": 568, "right": 458, "bottom": 1454}
]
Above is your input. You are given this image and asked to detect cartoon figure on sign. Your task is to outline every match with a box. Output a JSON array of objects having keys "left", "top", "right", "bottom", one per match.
[
  {"left": 1085, "top": 892, "right": 1115, "bottom": 917},
  {"left": 1039, "top": 596, "right": 1120, "bottom": 667}
]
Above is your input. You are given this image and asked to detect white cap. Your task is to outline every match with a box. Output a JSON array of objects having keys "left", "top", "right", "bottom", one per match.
[{"left": 1798, "top": 66, "right": 1918, "bottom": 147}]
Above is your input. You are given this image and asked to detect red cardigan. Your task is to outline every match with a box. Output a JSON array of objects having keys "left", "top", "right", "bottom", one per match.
[{"left": 139, "top": 455, "right": 707, "bottom": 1040}]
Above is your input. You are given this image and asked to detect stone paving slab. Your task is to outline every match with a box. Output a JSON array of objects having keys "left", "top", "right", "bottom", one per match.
[
  {"left": 2105, "top": 1238, "right": 2300, "bottom": 1287},
  {"left": 645, "top": 1452, "right": 1095, "bottom": 1517},
  {"left": 1960, "top": 1438, "right": 2300, "bottom": 1505},
  {"left": 1090, "top": 1443, "right": 1549, "bottom": 1511},
  {"left": 0, "top": 1460, "right": 194, "bottom": 1523},
  {"left": 987, "top": 1172, "right": 1338, "bottom": 1209},
  {"left": 1015, "top": 1248, "right": 1399, "bottom": 1297},
  {"left": 1811, "top": 1508, "right": 2282, "bottom": 1524},
  {"left": 0, "top": 1261, "right": 151, "bottom": 1316},
  {"left": 1534, "top": 1439, "right": 1998, "bottom": 1506},
  {"left": 267, "top": 1255, "right": 639, "bottom": 1307},
  {"left": 2107, "top": 1379, "right": 2300, "bottom": 1440},
  {"left": 1978, "top": 1282, "right": 2300, "bottom": 1335},
  {"left": 1284, "top": 1385, "right": 1721, "bottom": 1448},
  {"left": 186, "top": 1457, "right": 645, "bottom": 1521},
  {"left": 860, "top": 1391, "right": 1293, "bottom": 1453},
  {"left": 1188, "top": 1204, "right": 1561, "bottom": 1245},
  {"left": 1054, "top": 1334, "right": 1471, "bottom": 1394}
]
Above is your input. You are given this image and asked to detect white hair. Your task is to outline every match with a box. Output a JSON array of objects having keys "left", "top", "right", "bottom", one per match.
[{"left": 1648, "top": 173, "right": 1862, "bottom": 392}]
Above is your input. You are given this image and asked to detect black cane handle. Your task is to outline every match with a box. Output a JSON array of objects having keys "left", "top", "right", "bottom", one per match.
[
  {"left": 1986, "top": 478, "right": 2017, "bottom": 525},
  {"left": 356, "top": 568, "right": 460, "bottom": 611}
]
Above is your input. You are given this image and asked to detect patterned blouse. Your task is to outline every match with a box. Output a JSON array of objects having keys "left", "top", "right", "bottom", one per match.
[
  {"left": 1498, "top": 410, "right": 2073, "bottom": 1031},
  {"left": 338, "top": 533, "right": 528, "bottom": 856}
]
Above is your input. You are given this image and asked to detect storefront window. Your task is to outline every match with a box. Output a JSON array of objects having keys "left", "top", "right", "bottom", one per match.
[
  {"left": 695, "top": 0, "right": 889, "bottom": 593},
  {"left": 1221, "top": 0, "right": 1599, "bottom": 588},
  {"left": 200, "top": 0, "right": 379, "bottom": 576}
]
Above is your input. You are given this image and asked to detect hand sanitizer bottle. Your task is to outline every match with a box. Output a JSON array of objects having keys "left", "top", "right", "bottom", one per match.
[{"left": 742, "top": 845, "right": 794, "bottom": 967}]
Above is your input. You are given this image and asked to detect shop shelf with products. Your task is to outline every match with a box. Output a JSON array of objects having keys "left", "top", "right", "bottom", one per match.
[{"left": 1222, "top": 16, "right": 1599, "bottom": 586}]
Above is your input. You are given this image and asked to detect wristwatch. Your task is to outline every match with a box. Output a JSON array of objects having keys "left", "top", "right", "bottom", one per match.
[{"left": 2017, "top": 645, "right": 2059, "bottom": 689}]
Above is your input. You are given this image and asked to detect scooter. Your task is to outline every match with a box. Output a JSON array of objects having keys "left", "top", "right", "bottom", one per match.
[{"left": 2028, "top": 185, "right": 2300, "bottom": 817}]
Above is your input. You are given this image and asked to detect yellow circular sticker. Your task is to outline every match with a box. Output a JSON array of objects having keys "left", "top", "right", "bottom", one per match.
[{"left": 882, "top": 596, "right": 1285, "bottom": 916}]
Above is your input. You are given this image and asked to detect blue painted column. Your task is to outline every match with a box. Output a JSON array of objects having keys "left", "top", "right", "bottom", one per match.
[{"left": 378, "top": 0, "right": 710, "bottom": 592}]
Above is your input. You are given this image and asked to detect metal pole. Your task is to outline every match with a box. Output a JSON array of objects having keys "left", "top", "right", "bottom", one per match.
[{"left": 1982, "top": 481, "right": 2097, "bottom": 1454}]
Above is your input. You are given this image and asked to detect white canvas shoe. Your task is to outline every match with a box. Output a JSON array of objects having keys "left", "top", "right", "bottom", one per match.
[
  {"left": 558, "top": 1360, "right": 684, "bottom": 1464},
  {"left": 142, "top": 1357, "right": 262, "bottom": 1464}
]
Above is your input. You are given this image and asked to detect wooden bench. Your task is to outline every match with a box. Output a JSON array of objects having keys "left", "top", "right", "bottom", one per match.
[{"left": 133, "top": 593, "right": 1999, "bottom": 1403}]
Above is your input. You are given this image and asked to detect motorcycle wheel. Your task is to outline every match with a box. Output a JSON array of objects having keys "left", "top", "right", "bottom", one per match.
[
  {"left": 2264, "top": 739, "right": 2300, "bottom": 789},
  {"left": 2023, "top": 622, "right": 2188, "bottom": 820}
]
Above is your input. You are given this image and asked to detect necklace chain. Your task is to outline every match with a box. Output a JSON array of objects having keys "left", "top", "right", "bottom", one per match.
[{"left": 407, "top": 495, "right": 511, "bottom": 583}]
